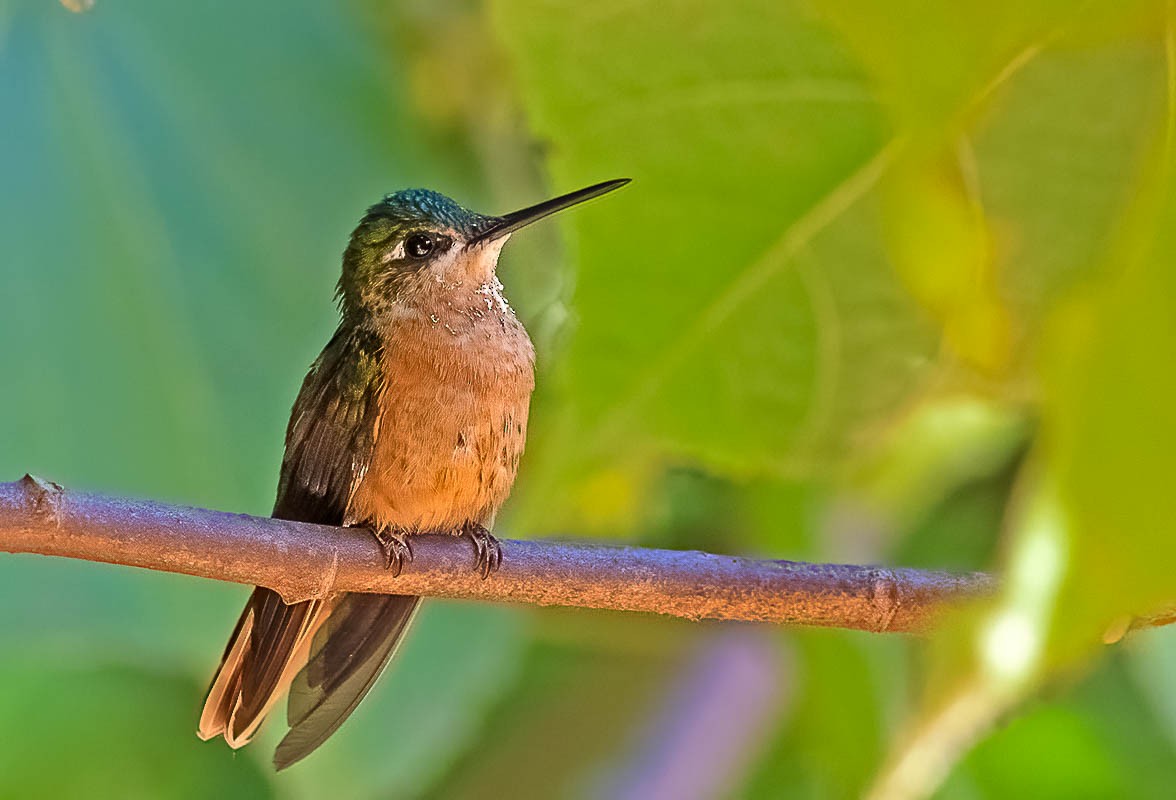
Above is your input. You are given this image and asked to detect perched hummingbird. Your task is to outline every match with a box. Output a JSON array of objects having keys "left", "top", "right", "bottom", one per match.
[{"left": 197, "top": 179, "right": 629, "bottom": 769}]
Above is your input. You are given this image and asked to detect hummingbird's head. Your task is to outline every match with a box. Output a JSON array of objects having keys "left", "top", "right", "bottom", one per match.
[{"left": 337, "top": 180, "right": 629, "bottom": 318}]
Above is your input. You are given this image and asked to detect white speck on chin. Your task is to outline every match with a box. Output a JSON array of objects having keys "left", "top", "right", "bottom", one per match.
[{"left": 476, "top": 276, "right": 512, "bottom": 315}]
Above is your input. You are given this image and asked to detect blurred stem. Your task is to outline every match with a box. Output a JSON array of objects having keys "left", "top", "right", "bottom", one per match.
[{"left": 0, "top": 476, "right": 1171, "bottom": 635}]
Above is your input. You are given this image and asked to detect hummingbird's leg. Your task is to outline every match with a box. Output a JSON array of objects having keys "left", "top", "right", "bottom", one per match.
[
  {"left": 460, "top": 522, "right": 502, "bottom": 579},
  {"left": 371, "top": 526, "right": 414, "bottom": 577}
]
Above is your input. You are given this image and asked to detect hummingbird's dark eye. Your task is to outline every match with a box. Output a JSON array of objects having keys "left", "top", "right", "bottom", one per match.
[{"left": 405, "top": 233, "right": 434, "bottom": 259}]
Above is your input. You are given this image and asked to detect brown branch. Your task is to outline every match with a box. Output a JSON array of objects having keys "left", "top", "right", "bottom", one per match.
[{"left": 2, "top": 474, "right": 995, "bottom": 633}]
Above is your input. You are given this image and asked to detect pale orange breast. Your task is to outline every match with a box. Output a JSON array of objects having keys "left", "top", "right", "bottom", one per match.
[{"left": 346, "top": 305, "right": 535, "bottom": 533}]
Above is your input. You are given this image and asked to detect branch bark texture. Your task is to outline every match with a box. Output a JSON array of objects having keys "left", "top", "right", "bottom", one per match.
[{"left": 0, "top": 476, "right": 994, "bottom": 633}]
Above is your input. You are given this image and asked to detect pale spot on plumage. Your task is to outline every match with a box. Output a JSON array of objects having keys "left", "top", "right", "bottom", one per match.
[
  {"left": 381, "top": 240, "right": 406, "bottom": 263},
  {"left": 477, "top": 276, "right": 512, "bottom": 316}
]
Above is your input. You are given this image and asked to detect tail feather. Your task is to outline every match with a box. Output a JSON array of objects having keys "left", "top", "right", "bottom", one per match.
[
  {"left": 197, "top": 606, "right": 253, "bottom": 742},
  {"left": 199, "top": 587, "right": 421, "bottom": 768},
  {"left": 274, "top": 593, "right": 421, "bottom": 770},
  {"left": 197, "top": 587, "right": 329, "bottom": 748}
]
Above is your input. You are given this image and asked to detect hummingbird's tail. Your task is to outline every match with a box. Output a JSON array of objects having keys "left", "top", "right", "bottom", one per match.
[
  {"left": 197, "top": 587, "right": 420, "bottom": 769},
  {"left": 197, "top": 587, "right": 330, "bottom": 748},
  {"left": 274, "top": 591, "right": 421, "bottom": 770}
]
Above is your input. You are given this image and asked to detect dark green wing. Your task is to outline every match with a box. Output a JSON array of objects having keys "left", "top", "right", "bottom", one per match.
[
  {"left": 201, "top": 325, "right": 421, "bottom": 767},
  {"left": 273, "top": 325, "right": 385, "bottom": 525}
]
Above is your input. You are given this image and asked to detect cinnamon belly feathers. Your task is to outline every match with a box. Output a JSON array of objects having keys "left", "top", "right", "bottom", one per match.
[{"left": 197, "top": 180, "right": 629, "bottom": 769}]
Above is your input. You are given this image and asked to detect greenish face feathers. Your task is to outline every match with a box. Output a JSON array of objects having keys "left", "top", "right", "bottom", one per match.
[
  {"left": 337, "top": 189, "right": 499, "bottom": 315},
  {"left": 335, "top": 180, "right": 631, "bottom": 317}
]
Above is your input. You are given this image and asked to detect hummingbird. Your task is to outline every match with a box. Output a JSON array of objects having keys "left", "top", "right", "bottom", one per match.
[{"left": 196, "top": 178, "right": 629, "bottom": 769}]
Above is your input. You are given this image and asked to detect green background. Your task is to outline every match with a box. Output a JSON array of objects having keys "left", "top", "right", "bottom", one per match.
[{"left": 2, "top": 0, "right": 1175, "bottom": 797}]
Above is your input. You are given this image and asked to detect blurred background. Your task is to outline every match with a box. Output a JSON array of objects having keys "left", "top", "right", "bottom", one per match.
[{"left": 2, "top": 0, "right": 1176, "bottom": 797}]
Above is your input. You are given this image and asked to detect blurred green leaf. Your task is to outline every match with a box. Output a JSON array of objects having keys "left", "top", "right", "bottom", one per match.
[
  {"left": 940, "top": 652, "right": 1176, "bottom": 800},
  {"left": 0, "top": 664, "right": 273, "bottom": 799},
  {"left": 492, "top": 0, "right": 1162, "bottom": 539},
  {"left": 0, "top": 557, "right": 243, "bottom": 672},
  {"left": 493, "top": 0, "right": 939, "bottom": 514},
  {"left": 943, "top": 706, "right": 1126, "bottom": 799},
  {"left": 1041, "top": 137, "right": 1176, "bottom": 654},
  {"left": 973, "top": 27, "right": 1166, "bottom": 329},
  {"left": 867, "top": 11, "right": 1176, "bottom": 797}
]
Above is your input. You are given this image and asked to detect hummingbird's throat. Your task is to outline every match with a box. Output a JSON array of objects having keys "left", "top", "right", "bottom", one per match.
[{"left": 433, "top": 232, "right": 510, "bottom": 287}]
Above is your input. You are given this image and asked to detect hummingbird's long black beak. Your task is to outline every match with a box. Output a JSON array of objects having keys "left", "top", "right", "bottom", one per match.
[{"left": 469, "top": 178, "right": 630, "bottom": 246}]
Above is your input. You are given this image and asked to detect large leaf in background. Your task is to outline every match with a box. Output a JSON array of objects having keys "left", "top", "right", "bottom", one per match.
[
  {"left": 492, "top": 0, "right": 938, "bottom": 503},
  {"left": 838, "top": 26, "right": 1167, "bottom": 541},
  {"left": 494, "top": 0, "right": 1176, "bottom": 796},
  {"left": 490, "top": 0, "right": 1154, "bottom": 538},
  {"left": 0, "top": 1, "right": 529, "bottom": 796}
]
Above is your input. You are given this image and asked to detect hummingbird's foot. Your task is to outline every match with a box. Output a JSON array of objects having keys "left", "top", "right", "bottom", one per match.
[
  {"left": 372, "top": 527, "right": 414, "bottom": 577},
  {"left": 460, "top": 522, "right": 502, "bottom": 579}
]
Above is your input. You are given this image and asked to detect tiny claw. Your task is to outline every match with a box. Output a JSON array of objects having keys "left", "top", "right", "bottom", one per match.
[
  {"left": 461, "top": 523, "right": 502, "bottom": 579},
  {"left": 372, "top": 528, "right": 414, "bottom": 577}
]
